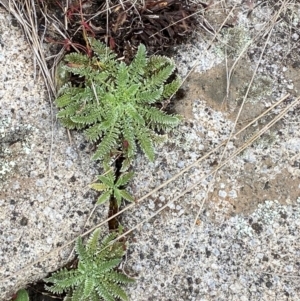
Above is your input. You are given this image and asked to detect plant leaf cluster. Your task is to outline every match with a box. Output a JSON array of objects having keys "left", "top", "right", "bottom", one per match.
[
  {"left": 90, "top": 168, "right": 134, "bottom": 206},
  {"left": 56, "top": 38, "right": 181, "bottom": 166},
  {"left": 49, "top": 39, "right": 182, "bottom": 301},
  {"left": 45, "top": 229, "right": 134, "bottom": 301}
]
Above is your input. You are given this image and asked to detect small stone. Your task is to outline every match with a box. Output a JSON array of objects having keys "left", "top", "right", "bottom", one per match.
[
  {"left": 20, "top": 216, "right": 28, "bottom": 226},
  {"left": 37, "top": 195, "right": 44, "bottom": 202},
  {"left": 12, "top": 182, "right": 20, "bottom": 190},
  {"left": 230, "top": 283, "right": 243, "bottom": 292},
  {"left": 285, "top": 265, "right": 293, "bottom": 272},
  {"left": 148, "top": 201, "right": 155, "bottom": 210},
  {"left": 177, "top": 161, "right": 184, "bottom": 168},
  {"left": 46, "top": 237, "right": 53, "bottom": 245},
  {"left": 266, "top": 281, "right": 273, "bottom": 288},
  {"left": 229, "top": 190, "right": 237, "bottom": 198},
  {"left": 168, "top": 203, "right": 175, "bottom": 209},
  {"left": 64, "top": 159, "right": 73, "bottom": 168},
  {"left": 212, "top": 248, "right": 220, "bottom": 256},
  {"left": 35, "top": 179, "right": 44, "bottom": 187},
  {"left": 218, "top": 190, "right": 227, "bottom": 198}
]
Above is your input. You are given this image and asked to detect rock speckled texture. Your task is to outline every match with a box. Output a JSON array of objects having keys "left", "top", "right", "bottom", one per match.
[
  {"left": 125, "top": 200, "right": 300, "bottom": 300},
  {"left": 0, "top": 8, "right": 105, "bottom": 299},
  {"left": 123, "top": 1, "right": 300, "bottom": 300},
  {"left": 1, "top": 1, "right": 300, "bottom": 300}
]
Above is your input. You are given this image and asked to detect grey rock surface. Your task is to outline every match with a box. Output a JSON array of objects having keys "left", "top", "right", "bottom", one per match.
[
  {"left": 1, "top": 1, "right": 300, "bottom": 301},
  {"left": 0, "top": 8, "right": 105, "bottom": 300},
  {"left": 123, "top": 1, "right": 300, "bottom": 300}
]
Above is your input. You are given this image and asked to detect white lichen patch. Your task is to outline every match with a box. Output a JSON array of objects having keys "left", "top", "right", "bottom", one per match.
[
  {"left": 217, "top": 26, "right": 252, "bottom": 58},
  {"left": 239, "top": 75, "right": 273, "bottom": 103}
]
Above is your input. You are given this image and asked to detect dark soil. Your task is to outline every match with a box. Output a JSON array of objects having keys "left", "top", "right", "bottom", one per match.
[
  {"left": 27, "top": 282, "right": 62, "bottom": 301},
  {"left": 38, "top": 0, "right": 200, "bottom": 60}
]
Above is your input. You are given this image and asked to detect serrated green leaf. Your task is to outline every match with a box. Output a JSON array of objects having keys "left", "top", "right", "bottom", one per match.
[
  {"left": 116, "top": 171, "right": 134, "bottom": 186},
  {"left": 113, "top": 188, "right": 122, "bottom": 206},
  {"left": 97, "top": 190, "right": 112, "bottom": 205},
  {"left": 120, "top": 157, "right": 133, "bottom": 172},
  {"left": 119, "top": 189, "right": 134, "bottom": 202},
  {"left": 55, "top": 93, "right": 73, "bottom": 108},
  {"left": 125, "top": 84, "right": 139, "bottom": 97},
  {"left": 90, "top": 183, "right": 109, "bottom": 191},
  {"left": 87, "top": 228, "right": 101, "bottom": 254},
  {"left": 136, "top": 129, "right": 155, "bottom": 161},
  {"left": 83, "top": 277, "right": 95, "bottom": 298},
  {"left": 76, "top": 237, "right": 88, "bottom": 262},
  {"left": 98, "top": 173, "right": 115, "bottom": 187},
  {"left": 137, "top": 86, "right": 163, "bottom": 104},
  {"left": 108, "top": 281, "right": 129, "bottom": 301},
  {"left": 162, "top": 75, "right": 181, "bottom": 98},
  {"left": 106, "top": 271, "right": 135, "bottom": 284},
  {"left": 71, "top": 285, "right": 84, "bottom": 301},
  {"left": 55, "top": 38, "right": 181, "bottom": 169},
  {"left": 99, "top": 258, "right": 121, "bottom": 272},
  {"left": 45, "top": 228, "right": 132, "bottom": 301},
  {"left": 92, "top": 130, "right": 119, "bottom": 160}
]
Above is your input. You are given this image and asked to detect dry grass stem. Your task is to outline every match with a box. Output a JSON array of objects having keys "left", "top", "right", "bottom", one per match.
[
  {"left": 170, "top": 0, "right": 291, "bottom": 279},
  {"left": 95, "top": 95, "right": 300, "bottom": 266},
  {"left": 0, "top": 0, "right": 298, "bottom": 292},
  {"left": 0, "top": 92, "right": 296, "bottom": 282}
]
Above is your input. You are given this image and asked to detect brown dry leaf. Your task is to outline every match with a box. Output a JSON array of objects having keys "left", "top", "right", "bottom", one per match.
[{"left": 113, "top": 11, "right": 127, "bottom": 33}]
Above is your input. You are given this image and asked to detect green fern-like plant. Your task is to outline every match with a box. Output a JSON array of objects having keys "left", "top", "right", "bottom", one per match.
[
  {"left": 56, "top": 38, "right": 181, "bottom": 167},
  {"left": 90, "top": 169, "right": 134, "bottom": 206},
  {"left": 44, "top": 229, "right": 134, "bottom": 301}
]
